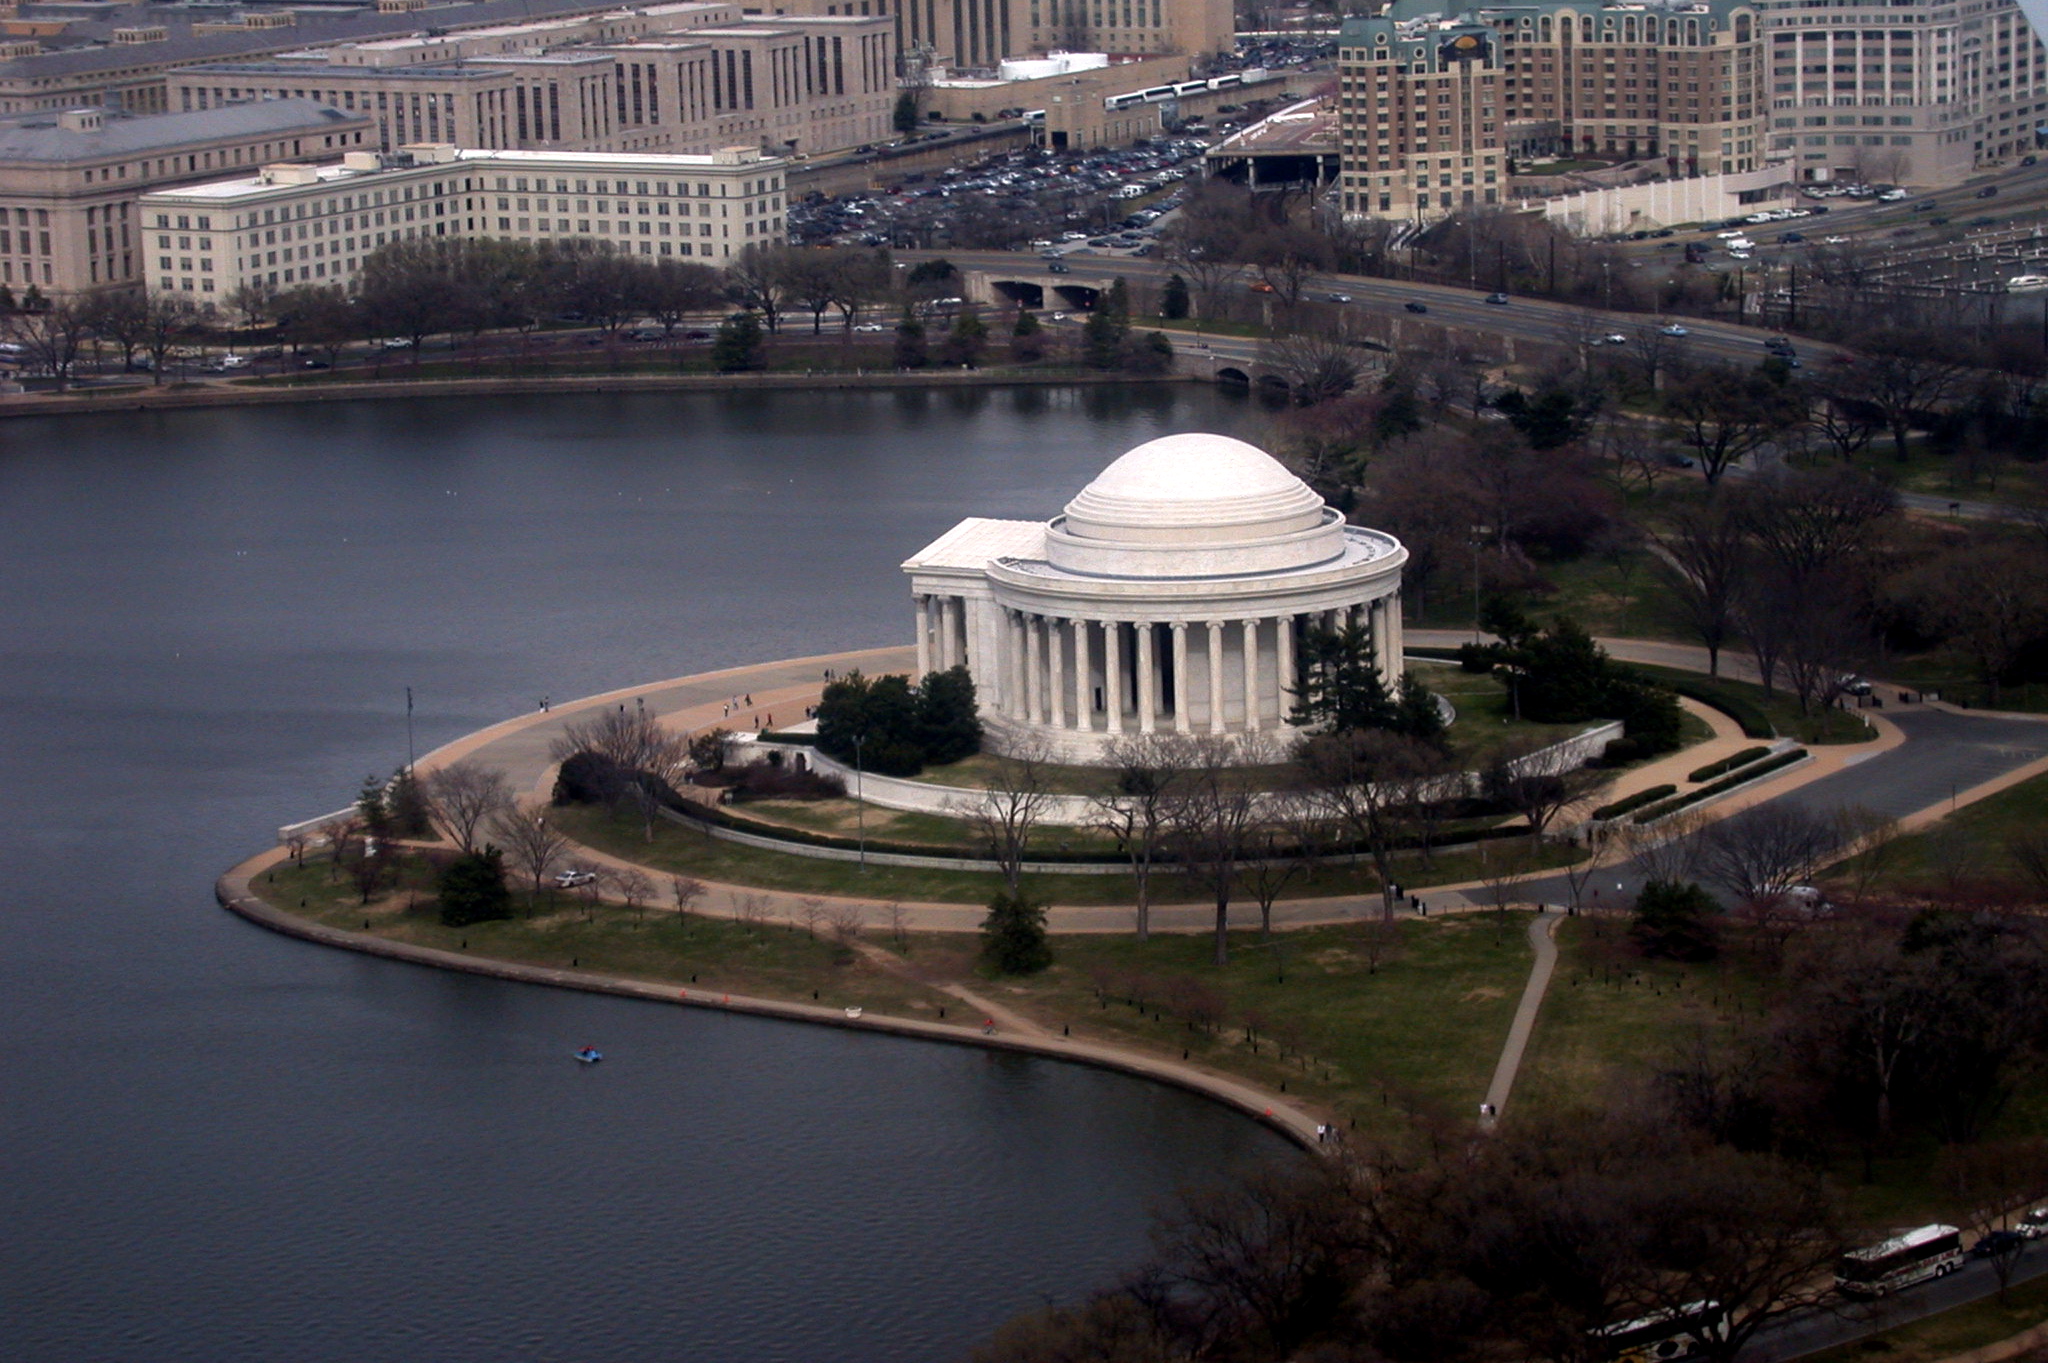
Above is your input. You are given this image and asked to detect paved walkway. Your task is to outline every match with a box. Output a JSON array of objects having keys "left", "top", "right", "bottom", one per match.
[{"left": 1481, "top": 911, "right": 1562, "bottom": 1126}]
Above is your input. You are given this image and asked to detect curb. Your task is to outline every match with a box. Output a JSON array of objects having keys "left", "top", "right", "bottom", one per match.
[{"left": 216, "top": 847, "right": 1325, "bottom": 1153}]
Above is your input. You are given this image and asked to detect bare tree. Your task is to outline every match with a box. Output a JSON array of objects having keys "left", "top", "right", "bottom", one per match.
[
  {"left": 799, "top": 896, "right": 828, "bottom": 939},
  {"left": 734, "top": 891, "right": 771, "bottom": 932},
  {"left": 826, "top": 902, "right": 866, "bottom": 944},
  {"left": 487, "top": 806, "right": 571, "bottom": 899},
  {"left": 885, "top": 900, "right": 910, "bottom": 948},
  {"left": 1661, "top": 365, "right": 1800, "bottom": 485},
  {"left": 1831, "top": 805, "right": 1902, "bottom": 905},
  {"left": 1297, "top": 730, "right": 1450, "bottom": 918},
  {"left": 1616, "top": 807, "right": 1707, "bottom": 890},
  {"left": 1484, "top": 737, "right": 1611, "bottom": 844},
  {"left": 1167, "top": 735, "right": 1274, "bottom": 967},
  {"left": 1239, "top": 796, "right": 1317, "bottom": 938},
  {"left": 1695, "top": 804, "right": 1841, "bottom": 906},
  {"left": 1901, "top": 541, "right": 2048, "bottom": 706},
  {"left": 1093, "top": 732, "right": 1197, "bottom": 941},
  {"left": 424, "top": 760, "right": 514, "bottom": 854},
  {"left": 670, "top": 874, "right": 707, "bottom": 921},
  {"left": 1656, "top": 495, "right": 1748, "bottom": 678},
  {"left": 956, "top": 737, "right": 1056, "bottom": 896},
  {"left": 614, "top": 867, "right": 655, "bottom": 921},
  {"left": 319, "top": 812, "right": 362, "bottom": 883},
  {"left": 551, "top": 702, "right": 692, "bottom": 789}
]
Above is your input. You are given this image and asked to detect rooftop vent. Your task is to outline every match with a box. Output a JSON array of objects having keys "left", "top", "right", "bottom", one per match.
[
  {"left": 110, "top": 26, "right": 169, "bottom": 44},
  {"left": 56, "top": 107, "right": 101, "bottom": 132}
]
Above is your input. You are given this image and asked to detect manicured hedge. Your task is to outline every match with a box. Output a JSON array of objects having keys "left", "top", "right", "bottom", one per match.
[
  {"left": 1591, "top": 784, "right": 1677, "bottom": 822},
  {"left": 1687, "top": 746, "right": 1772, "bottom": 783},
  {"left": 1630, "top": 748, "right": 1808, "bottom": 823},
  {"left": 659, "top": 793, "right": 1533, "bottom": 866},
  {"left": 1658, "top": 677, "right": 1775, "bottom": 740}
]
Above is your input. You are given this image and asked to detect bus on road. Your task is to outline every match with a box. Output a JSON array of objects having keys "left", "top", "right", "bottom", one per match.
[
  {"left": 1836, "top": 1224, "right": 1964, "bottom": 1297},
  {"left": 1594, "top": 1301, "right": 1729, "bottom": 1362}
]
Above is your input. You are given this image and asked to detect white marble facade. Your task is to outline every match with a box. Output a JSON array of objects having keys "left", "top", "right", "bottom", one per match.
[{"left": 901, "top": 433, "right": 1409, "bottom": 764}]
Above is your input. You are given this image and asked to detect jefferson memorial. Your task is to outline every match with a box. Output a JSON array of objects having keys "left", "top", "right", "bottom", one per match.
[{"left": 902, "top": 432, "right": 1409, "bottom": 764}]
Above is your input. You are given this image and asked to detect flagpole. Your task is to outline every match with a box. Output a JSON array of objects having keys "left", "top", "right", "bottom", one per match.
[{"left": 405, "top": 686, "right": 416, "bottom": 775}]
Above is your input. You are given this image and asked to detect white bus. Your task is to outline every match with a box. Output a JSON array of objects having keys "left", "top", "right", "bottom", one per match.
[
  {"left": 1594, "top": 1301, "right": 1729, "bottom": 1363},
  {"left": 1836, "top": 1224, "right": 1964, "bottom": 1297}
]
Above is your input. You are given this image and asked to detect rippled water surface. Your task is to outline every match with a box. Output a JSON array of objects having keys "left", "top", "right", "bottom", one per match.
[{"left": 0, "top": 386, "right": 1297, "bottom": 1362}]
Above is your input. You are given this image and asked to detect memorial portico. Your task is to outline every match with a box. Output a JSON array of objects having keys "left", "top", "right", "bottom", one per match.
[{"left": 902, "top": 433, "right": 1409, "bottom": 764}]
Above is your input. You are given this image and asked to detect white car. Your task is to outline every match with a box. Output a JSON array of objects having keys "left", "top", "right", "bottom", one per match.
[
  {"left": 852, "top": 322, "right": 888, "bottom": 332},
  {"left": 1601, "top": 333, "right": 1628, "bottom": 344},
  {"left": 1879, "top": 188, "right": 1909, "bottom": 201},
  {"left": 1660, "top": 323, "right": 1690, "bottom": 337},
  {"left": 218, "top": 353, "right": 249, "bottom": 369},
  {"left": 554, "top": 868, "right": 597, "bottom": 889},
  {"left": 2020, "top": 1208, "right": 2048, "bottom": 1239}
]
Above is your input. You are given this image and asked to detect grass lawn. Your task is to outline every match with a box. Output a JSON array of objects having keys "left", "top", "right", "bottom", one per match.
[
  {"left": 993, "top": 913, "right": 1540, "bottom": 1134},
  {"left": 1626, "top": 662, "right": 1874, "bottom": 745},
  {"left": 1883, "top": 652, "right": 2048, "bottom": 715},
  {"left": 1514, "top": 913, "right": 1769, "bottom": 1117},
  {"left": 1840, "top": 765, "right": 2048, "bottom": 896},
  {"left": 1801, "top": 1272, "right": 2048, "bottom": 1363},
  {"left": 261, "top": 853, "right": 954, "bottom": 1017},
  {"left": 552, "top": 804, "right": 1581, "bottom": 906}
]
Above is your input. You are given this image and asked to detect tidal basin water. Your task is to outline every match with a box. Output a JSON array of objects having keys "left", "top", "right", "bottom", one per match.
[{"left": 0, "top": 385, "right": 1298, "bottom": 1363}]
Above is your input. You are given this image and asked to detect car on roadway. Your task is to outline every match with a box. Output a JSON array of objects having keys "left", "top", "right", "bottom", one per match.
[
  {"left": 1972, "top": 1230, "right": 2027, "bottom": 1260},
  {"left": 1601, "top": 333, "right": 1628, "bottom": 344},
  {"left": 1327, "top": 292, "right": 1352, "bottom": 303},
  {"left": 1404, "top": 301, "right": 1429, "bottom": 313},
  {"left": 1660, "top": 323, "right": 1690, "bottom": 336},
  {"left": 1978, "top": 185, "right": 2000, "bottom": 198},
  {"left": 2020, "top": 1208, "right": 2048, "bottom": 1238},
  {"left": 1047, "top": 260, "right": 1071, "bottom": 273},
  {"left": 852, "top": 321, "right": 888, "bottom": 331},
  {"left": 555, "top": 868, "right": 597, "bottom": 889},
  {"left": 1484, "top": 292, "right": 1510, "bottom": 304},
  {"left": 1764, "top": 336, "right": 1796, "bottom": 354}
]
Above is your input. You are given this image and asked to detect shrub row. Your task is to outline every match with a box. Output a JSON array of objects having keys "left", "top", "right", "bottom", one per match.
[
  {"left": 659, "top": 794, "right": 1535, "bottom": 866},
  {"left": 1591, "top": 784, "right": 1677, "bottom": 822},
  {"left": 1630, "top": 749, "right": 1808, "bottom": 824},
  {"left": 1687, "top": 746, "right": 1772, "bottom": 784},
  {"left": 1658, "top": 677, "right": 1776, "bottom": 740}
]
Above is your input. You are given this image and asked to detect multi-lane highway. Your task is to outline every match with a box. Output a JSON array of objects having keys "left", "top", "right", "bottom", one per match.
[{"left": 923, "top": 246, "right": 1829, "bottom": 368}]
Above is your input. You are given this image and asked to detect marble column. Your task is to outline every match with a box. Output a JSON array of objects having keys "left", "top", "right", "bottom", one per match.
[
  {"left": 1104, "top": 621, "right": 1125, "bottom": 733},
  {"left": 1171, "top": 621, "right": 1191, "bottom": 733},
  {"left": 1241, "top": 618, "right": 1261, "bottom": 732},
  {"left": 915, "top": 595, "right": 932, "bottom": 678},
  {"left": 1008, "top": 611, "right": 1027, "bottom": 719},
  {"left": 1277, "top": 613, "right": 1296, "bottom": 722},
  {"left": 1026, "top": 613, "right": 1044, "bottom": 724},
  {"left": 1206, "top": 620, "right": 1226, "bottom": 734},
  {"left": 1049, "top": 618, "right": 1066, "bottom": 729},
  {"left": 945, "top": 596, "right": 964, "bottom": 670},
  {"left": 1072, "top": 619, "right": 1091, "bottom": 731},
  {"left": 1387, "top": 591, "right": 1405, "bottom": 679},
  {"left": 1137, "top": 622, "right": 1157, "bottom": 733}
]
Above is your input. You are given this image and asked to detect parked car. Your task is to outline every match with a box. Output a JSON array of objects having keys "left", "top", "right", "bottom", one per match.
[
  {"left": 1404, "top": 301, "right": 1429, "bottom": 313},
  {"left": 2019, "top": 1208, "right": 2048, "bottom": 1238},
  {"left": 1972, "top": 1230, "right": 2027, "bottom": 1260}
]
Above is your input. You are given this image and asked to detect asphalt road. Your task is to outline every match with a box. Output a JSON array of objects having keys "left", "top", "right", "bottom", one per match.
[
  {"left": 931, "top": 246, "right": 1822, "bottom": 367},
  {"left": 1750, "top": 1237, "right": 2048, "bottom": 1363}
]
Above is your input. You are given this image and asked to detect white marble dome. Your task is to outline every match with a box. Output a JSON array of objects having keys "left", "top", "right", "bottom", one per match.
[
  {"left": 903, "top": 431, "right": 1408, "bottom": 763},
  {"left": 1047, "top": 433, "right": 1346, "bottom": 578}
]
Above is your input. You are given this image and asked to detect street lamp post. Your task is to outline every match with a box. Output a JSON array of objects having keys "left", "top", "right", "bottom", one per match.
[{"left": 852, "top": 731, "right": 867, "bottom": 870}]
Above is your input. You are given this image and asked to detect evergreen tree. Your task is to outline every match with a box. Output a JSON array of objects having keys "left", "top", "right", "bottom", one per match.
[
  {"left": 892, "top": 90, "right": 921, "bottom": 135},
  {"left": 1462, "top": 601, "right": 1684, "bottom": 757},
  {"left": 1128, "top": 329, "right": 1175, "bottom": 375},
  {"left": 940, "top": 307, "right": 987, "bottom": 367},
  {"left": 385, "top": 766, "right": 433, "bottom": 837},
  {"left": 981, "top": 891, "right": 1052, "bottom": 974},
  {"left": 438, "top": 847, "right": 513, "bottom": 926},
  {"left": 1161, "top": 272, "right": 1191, "bottom": 320},
  {"left": 893, "top": 307, "right": 928, "bottom": 369},
  {"left": 1010, "top": 307, "right": 1045, "bottom": 363},
  {"left": 1631, "top": 879, "right": 1720, "bottom": 961},
  {"left": 710, "top": 311, "right": 764, "bottom": 372},
  {"left": 916, "top": 665, "right": 982, "bottom": 765},
  {"left": 814, "top": 670, "right": 925, "bottom": 775},
  {"left": 356, "top": 775, "right": 392, "bottom": 844},
  {"left": 1082, "top": 304, "right": 1124, "bottom": 370},
  {"left": 1288, "top": 623, "right": 1445, "bottom": 745}
]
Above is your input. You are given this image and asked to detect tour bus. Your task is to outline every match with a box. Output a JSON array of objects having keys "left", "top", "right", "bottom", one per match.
[
  {"left": 1594, "top": 1301, "right": 1729, "bottom": 1363},
  {"left": 1835, "top": 1224, "right": 1965, "bottom": 1297}
]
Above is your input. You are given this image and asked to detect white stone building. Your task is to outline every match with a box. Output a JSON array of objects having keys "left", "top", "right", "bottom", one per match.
[
  {"left": 137, "top": 140, "right": 784, "bottom": 306},
  {"left": 902, "top": 433, "right": 1408, "bottom": 764}
]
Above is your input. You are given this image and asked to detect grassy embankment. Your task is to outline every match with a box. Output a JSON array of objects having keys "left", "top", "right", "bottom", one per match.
[{"left": 261, "top": 848, "right": 1537, "bottom": 1137}]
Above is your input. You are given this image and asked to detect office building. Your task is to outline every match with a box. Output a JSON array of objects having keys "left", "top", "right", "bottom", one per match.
[{"left": 136, "top": 142, "right": 786, "bottom": 306}]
